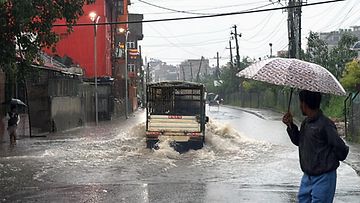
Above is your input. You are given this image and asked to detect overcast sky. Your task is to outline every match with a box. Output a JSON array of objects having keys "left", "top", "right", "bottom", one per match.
[{"left": 129, "top": 0, "right": 360, "bottom": 66}]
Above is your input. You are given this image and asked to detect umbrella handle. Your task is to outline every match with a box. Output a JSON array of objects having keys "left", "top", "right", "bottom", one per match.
[{"left": 287, "top": 88, "right": 294, "bottom": 112}]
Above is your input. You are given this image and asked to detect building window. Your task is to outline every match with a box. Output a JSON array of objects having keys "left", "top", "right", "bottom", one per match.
[
  {"left": 128, "top": 64, "right": 135, "bottom": 72},
  {"left": 127, "top": 41, "right": 136, "bottom": 49},
  {"left": 115, "top": 47, "right": 124, "bottom": 58},
  {"left": 116, "top": 0, "right": 124, "bottom": 15}
]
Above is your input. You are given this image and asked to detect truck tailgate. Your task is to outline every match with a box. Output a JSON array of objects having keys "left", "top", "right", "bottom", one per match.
[{"left": 148, "top": 115, "right": 200, "bottom": 132}]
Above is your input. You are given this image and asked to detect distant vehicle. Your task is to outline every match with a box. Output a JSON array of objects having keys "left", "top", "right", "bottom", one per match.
[
  {"left": 145, "top": 81, "right": 209, "bottom": 151},
  {"left": 206, "top": 93, "right": 223, "bottom": 111},
  {"left": 208, "top": 100, "right": 219, "bottom": 106}
]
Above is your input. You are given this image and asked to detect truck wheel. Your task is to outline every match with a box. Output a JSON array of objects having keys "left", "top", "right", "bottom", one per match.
[{"left": 146, "top": 140, "right": 159, "bottom": 149}]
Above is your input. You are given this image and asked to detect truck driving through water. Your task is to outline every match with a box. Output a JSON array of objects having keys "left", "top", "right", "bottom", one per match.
[{"left": 145, "top": 81, "right": 208, "bottom": 151}]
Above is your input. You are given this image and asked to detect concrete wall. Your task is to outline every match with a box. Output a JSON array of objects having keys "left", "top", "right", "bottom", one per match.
[
  {"left": 51, "top": 97, "right": 82, "bottom": 132},
  {"left": 26, "top": 70, "right": 114, "bottom": 134},
  {"left": 79, "top": 83, "right": 113, "bottom": 122},
  {"left": 27, "top": 82, "right": 52, "bottom": 133}
]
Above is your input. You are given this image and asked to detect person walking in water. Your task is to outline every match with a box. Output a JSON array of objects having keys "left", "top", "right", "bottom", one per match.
[
  {"left": 5, "top": 105, "right": 20, "bottom": 144},
  {"left": 282, "top": 90, "right": 349, "bottom": 203}
]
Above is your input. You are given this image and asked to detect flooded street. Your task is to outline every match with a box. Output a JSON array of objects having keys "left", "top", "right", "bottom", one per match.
[{"left": 1, "top": 107, "right": 360, "bottom": 202}]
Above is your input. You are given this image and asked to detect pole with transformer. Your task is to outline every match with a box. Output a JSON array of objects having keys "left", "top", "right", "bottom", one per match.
[
  {"left": 231, "top": 25, "right": 241, "bottom": 70},
  {"left": 287, "top": 0, "right": 304, "bottom": 110},
  {"left": 226, "top": 40, "right": 235, "bottom": 67},
  {"left": 296, "top": 0, "right": 305, "bottom": 59}
]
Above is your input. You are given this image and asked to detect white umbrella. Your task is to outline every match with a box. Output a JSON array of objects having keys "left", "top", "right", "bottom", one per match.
[
  {"left": 237, "top": 58, "right": 346, "bottom": 111},
  {"left": 237, "top": 58, "right": 346, "bottom": 96},
  {"left": 1, "top": 98, "right": 27, "bottom": 106}
]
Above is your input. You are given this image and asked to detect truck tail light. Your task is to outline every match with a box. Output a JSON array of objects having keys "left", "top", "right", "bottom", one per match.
[
  {"left": 146, "top": 131, "right": 161, "bottom": 137},
  {"left": 187, "top": 132, "right": 202, "bottom": 136}
]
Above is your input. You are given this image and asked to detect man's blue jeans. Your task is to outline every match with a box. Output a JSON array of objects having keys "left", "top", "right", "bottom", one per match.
[{"left": 298, "top": 170, "right": 337, "bottom": 203}]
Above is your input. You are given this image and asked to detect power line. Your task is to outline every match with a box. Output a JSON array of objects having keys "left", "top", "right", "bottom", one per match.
[
  {"left": 242, "top": 12, "right": 275, "bottom": 40},
  {"left": 236, "top": 12, "right": 273, "bottom": 31},
  {"left": 335, "top": 1, "right": 357, "bottom": 29},
  {"left": 144, "top": 40, "right": 228, "bottom": 47},
  {"left": 137, "top": 0, "right": 214, "bottom": 15},
  {"left": 133, "top": 0, "right": 273, "bottom": 15},
  {"left": 312, "top": 0, "right": 349, "bottom": 31},
  {"left": 145, "top": 27, "right": 230, "bottom": 38},
  {"left": 146, "top": 24, "right": 199, "bottom": 56},
  {"left": 302, "top": 3, "right": 336, "bottom": 20},
  {"left": 53, "top": 0, "right": 346, "bottom": 27},
  {"left": 137, "top": 0, "right": 277, "bottom": 15},
  {"left": 148, "top": 22, "right": 212, "bottom": 55},
  {"left": 244, "top": 16, "right": 287, "bottom": 44}
]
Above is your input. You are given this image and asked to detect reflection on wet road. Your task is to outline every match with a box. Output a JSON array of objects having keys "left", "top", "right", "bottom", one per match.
[{"left": 1, "top": 107, "right": 359, "bottom": 202}]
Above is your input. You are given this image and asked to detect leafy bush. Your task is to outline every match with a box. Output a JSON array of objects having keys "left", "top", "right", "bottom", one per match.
[{"left": 323, "top": 96, "right": 345, "bottom": 120}]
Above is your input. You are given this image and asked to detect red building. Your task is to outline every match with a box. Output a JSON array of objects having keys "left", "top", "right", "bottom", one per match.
[
  {"left": 47, "top": 0, "right": 143, "bottom": 116},
  {"left": 46, "top": 0, "right": 114, "bottom": 79},
  {"left": 113, "top": 4, "right": 144, "bottom": 112}
]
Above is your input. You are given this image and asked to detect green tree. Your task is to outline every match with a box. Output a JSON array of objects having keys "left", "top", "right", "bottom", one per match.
[
  {"left": 341, "top": 60, "right": 360, "bottom": 92},
  {"left": 0, "top": 0, "right": 94, "bottom": 80},
  {"left": 218, "top": 63, "right": 240, "bottom": 94},
  {"left": 328, "top": 33, "right": 358, "bottom": 79},
  {"left": 218, "top": 57, "right": 253, "bottom": 94},
  {"left": 304, "top": 31, "right": 329, "bottom": 67}
]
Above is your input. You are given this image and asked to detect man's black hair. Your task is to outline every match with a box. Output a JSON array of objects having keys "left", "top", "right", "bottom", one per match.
[
  {"left": 299, "top": 90, "right": 321, "bottom": 110},
  {"left": 10, "top": 104, "right": 16, "bottom": 111}
]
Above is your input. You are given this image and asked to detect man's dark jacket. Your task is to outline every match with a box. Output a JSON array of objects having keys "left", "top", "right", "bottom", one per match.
[{"left": 287, "top": 111, "right": 349, "bottom": 176}]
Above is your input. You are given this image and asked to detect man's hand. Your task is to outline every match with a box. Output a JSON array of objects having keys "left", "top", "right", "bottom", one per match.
[{"left": 282, "top": 112, "right": 293, "bottom": 127}]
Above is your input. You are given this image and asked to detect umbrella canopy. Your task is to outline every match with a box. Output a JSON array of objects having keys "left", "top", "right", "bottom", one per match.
[
  {"left": 1, "top": 98, "right": 27, "bottom": 106},
  {"left": 237, "top": 58, "right": 346, "bottom": 96}
]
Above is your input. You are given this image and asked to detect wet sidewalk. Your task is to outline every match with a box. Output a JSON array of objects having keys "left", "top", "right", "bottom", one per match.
[
  {"left": 346, "top": 142, "right": 360, "bottom": 176},
  {"left": 0, "top": 109, "right": 146, "bottom": 155}
]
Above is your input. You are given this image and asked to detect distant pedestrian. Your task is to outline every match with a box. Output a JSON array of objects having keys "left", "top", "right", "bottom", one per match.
[
  {"left": 282, "top": 90, "right": 349, "bottom": 203},
  {"left": 4, "top": 105, "right": 20, "bottom": 144}
]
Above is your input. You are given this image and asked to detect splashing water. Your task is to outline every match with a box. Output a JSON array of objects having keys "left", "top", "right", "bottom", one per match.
[{"left": 205, "top": 119, "right": 273, "bottom": 159}]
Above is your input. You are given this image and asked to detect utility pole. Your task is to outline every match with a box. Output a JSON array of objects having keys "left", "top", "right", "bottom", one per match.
[
  {"left": 190, "top": 62, "right": 193, "bottom": 82},
  {"left": 231, "top": 25, "right": 241, "bottom": 70},
  {"left": 287, "top": 0, "right": 304, "bottom": 59},
  {"left": 288, "top": 0, "right": 296, "bottom": 59},
  {"left": 146, "top": 62, "right": 150, "bottom": 83},
  {"left": 296, "top": 0, "right": 305, "bottom": 59},
  {"left": 216, "top": 52, "right": 220, "bottom": 70},
  {"left": 139, "top": 46, "right": 145, "bottom": 107},
  {"left": 226, "top": 40, "right": 235, "bottom": 67},
  {"left": 196, "top": 56, "right": 204, "bottom": 82},
  {"left": 181, "top": 65, "right": 186, "bottom": 81},
  {"left": 269, "top": 43, "right": 273, "bottom": 58}
]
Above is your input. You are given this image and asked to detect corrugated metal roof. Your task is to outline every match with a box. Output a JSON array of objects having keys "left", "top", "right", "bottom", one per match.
[{"left": 148, "top": 81, "right": 204, "bottom": 88}]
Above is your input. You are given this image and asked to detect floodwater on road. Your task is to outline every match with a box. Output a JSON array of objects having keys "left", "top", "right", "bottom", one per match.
[{"left": 0, "top": 107, "right": 360, "bottom": 202}]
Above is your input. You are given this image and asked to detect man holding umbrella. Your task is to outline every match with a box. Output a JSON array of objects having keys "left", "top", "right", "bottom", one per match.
[
  {"left": 237, "top": 58, "right": 351, "bottom": 202},
  {"left": 283, "top": 90, "right": 349, "bottom": 202},
  {"left": 2, "top": 99, "right": 25, "bottom": 144},
  {"left": 4, "top": 104, "right": 20, "bottom": 144}
]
